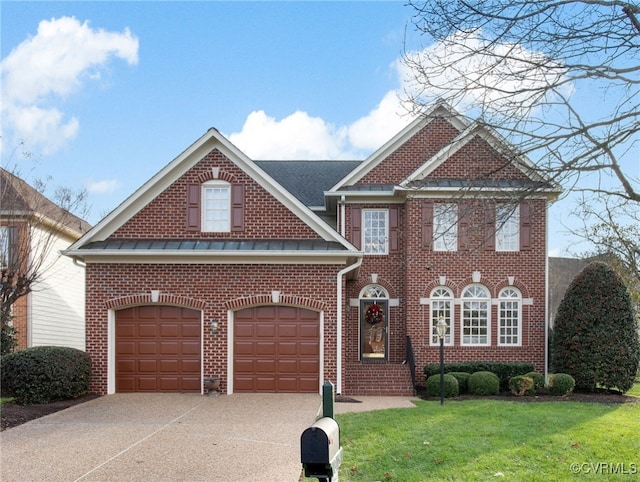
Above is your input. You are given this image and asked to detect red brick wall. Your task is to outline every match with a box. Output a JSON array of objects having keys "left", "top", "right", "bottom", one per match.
[
  {"left": 85, "top": 263, "right": 341, "bottom": 395},
  {"left": 114, "top": 148, "right": 318, "bottom": 239},
  {"left": 342, "top": 117, "right": 549, "bottom": 393}
]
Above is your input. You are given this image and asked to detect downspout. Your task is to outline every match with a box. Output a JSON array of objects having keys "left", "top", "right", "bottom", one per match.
[
  {"left": 336, "top": 256, "right": 362, "bottom": 394},
  {"left": 339, "top": 195, "right": 346, "bottom": 238},
  {"left": 544, "top": 203, "right": 550, "bottom": 382}
]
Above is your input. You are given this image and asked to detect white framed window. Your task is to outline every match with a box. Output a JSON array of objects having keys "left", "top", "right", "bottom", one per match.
[
  {"left": 359, "top": 285, "right": 389, "bottom": 359},
  {"left": 202, "top": 181, "right": 231, "bottom": 232},
  {"left": 461, "top": 284, "right": 490, "bottom": 345},
  {"left": 498, "top": 287, "right": 521, "bottom": 345},
  {"left": 434, "top": 203, "right": 457, "bottom": 251},
  {"left": 430, "top": 287, "right": 453, "bottom": 346},
  {"left": 0, "top": 227, "right": 9, "bottom": 268},
  {"left": 362, "top": 209, "right": 388, "bottom": 255},
  {"left": 496, "top": 204, "right": 519, "bottom": 251}
]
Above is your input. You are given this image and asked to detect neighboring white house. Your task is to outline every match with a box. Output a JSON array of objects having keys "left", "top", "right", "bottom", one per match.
[{"left": 1, "top": 168, "right": 90, "bottom": 351}]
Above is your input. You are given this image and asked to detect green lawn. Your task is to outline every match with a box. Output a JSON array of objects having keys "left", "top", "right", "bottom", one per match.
[{"left": 321, "top": 397, "right": 639, "bottom": 481}]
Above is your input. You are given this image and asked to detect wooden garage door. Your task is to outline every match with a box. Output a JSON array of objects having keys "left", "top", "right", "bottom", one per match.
[
  {"left": 116, "top": 306, "right": 201, "bottom": 392},
  {"left": 234, "top": 306, "right": 319, "bottom": 393}
]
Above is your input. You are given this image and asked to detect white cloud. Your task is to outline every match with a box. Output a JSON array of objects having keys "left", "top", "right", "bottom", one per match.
[
  {"left": 228, "top": 93, "right": 413, "bottom": 161},
  {"left": 228, "top": 110, "right": 351, "bottom": 160},
  {"left": 86, "top": 178, "right": 122, "bottom": 194},
  {"left": 1, "top": 16, "right": 139, "bottom": 155},
  {"left": 399, "top": 29, "right": 570, "bottom": 118},
  {"left": 347, "top": 90, "right": 413, "bottom": 151}
]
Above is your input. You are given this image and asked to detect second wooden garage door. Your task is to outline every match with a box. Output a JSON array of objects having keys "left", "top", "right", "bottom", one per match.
[
  {"left": 116, "top": 306, "right": 201, "bottom": 392},
  {"left": 234, "top": 306, "right": 319, "bottom": 393}
]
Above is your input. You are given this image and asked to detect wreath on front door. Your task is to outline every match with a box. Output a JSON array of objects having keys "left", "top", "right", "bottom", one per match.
[{"left": 365, "top": 302, "right": 384, "bottom": 325}]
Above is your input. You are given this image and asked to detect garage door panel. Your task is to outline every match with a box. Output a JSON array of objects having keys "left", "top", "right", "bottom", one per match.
[
  {"left": 117, "top": 360, "right": 135, "bottom": 373},
  {"left": 278, "top": 324, "right": 298, "bottom": 338},
  {"left": 300, "top": 342, "right": 319, "bottom": 356},
  {"left": 138, "top": 342, "right": 158, "bottom": 355},
  {"left": 278, "top": 341, "right": 297, "bottom": 355},
  {"left": 299, "top": 377, "right": 320, "bottom": 392},
  {"left": 118, "top": 324, "right": 135, "bottom": 337},
  {"left": 116, "top": 306, "right": 201, "bottom": 393},
  {"left": 181, "top": 359, "right": 200, "bottom": 372},
  {"left": 256, "top": 341, "right": 275, "bottom": 355},
  {"left": 181, "top": 341, "right": 200, "bottom": 355},
  {"left": 299, "top": 324, "right": 319, "bottom": 338},
  {"left": 159, "top": 324, "right": 179, "bottom": 337},
  {"left": 255, "top": 359, "right": 276, "bottom": 372},
  {"left": 181, "top": 323, "right": 200, "bottom": 337},
  {"left": 299, "top": 359, "right": 320, "bottom": 373},
  {"left": 256, "top": 324, "right": 276, "bottom": 337},
  {"left": 117, "top": 341, "right": 136, "bottom": 355},
  {"left": 234, "top": 306, "right": 319, "bottom": 393}
]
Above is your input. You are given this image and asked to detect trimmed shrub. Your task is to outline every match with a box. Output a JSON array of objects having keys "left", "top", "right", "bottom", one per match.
[
  {"left": 552, "top": 262, "right": 640, "bottom": 393},
  {"left": 525, "top": 371, "right": 545, "bottom": 391},
  {"left": 448, "top": 372, "right": 471, "bottom": 394},
  {"left": 509, "top": 375, "right": 535, "bottom": 396},
  {"left": 548, "top": 373, "right": 575, "bottom": 396},
  {"left": 0, "top": 346, "right": 91, "bottom": 404},
  {"left": 424, "top": 361, "right": 534, "bottom": 391},
  {"left": 425, "top": 374, "right": 459, "bottom": 398},
  {"left": 468, "top": 371, "right": 500, "bottom": 396}
]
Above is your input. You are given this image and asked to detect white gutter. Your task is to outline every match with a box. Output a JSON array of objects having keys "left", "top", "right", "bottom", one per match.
[{"left": 336, "top": 256, "right": 363, "bottom": 394}]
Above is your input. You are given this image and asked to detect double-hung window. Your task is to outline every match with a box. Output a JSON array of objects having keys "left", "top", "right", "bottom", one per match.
[
  {"left": 202, "top": 181, "right": 230, "bottom": 232},
  {"left": 362, "top": 209, "right": 388, "bottom": 254},
  {"left": 498, "top": 288, "right": 521, "bottom": 345},
  {"left": 496, "top": 204, "right": 519, "bottom": 251},
  {"left": 461, "top": 285, "right": 490, "bottom": 345},
  {"left": 434, "top": 203, "right": 457, "bottom": 251}
]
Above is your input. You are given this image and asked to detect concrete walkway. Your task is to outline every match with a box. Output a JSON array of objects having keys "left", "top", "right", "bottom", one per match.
[{"left": 0, "top": 393, "right": 418, "bottom": 482}]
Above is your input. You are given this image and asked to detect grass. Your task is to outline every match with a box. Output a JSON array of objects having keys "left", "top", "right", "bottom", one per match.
[{"left": 308, "top": 395, "right": 640, "bottom": 481}]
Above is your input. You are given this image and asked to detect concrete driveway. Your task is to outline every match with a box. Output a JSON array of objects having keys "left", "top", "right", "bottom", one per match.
[{"left": 0, "top": 393, "right": 323, "bottom": 482}]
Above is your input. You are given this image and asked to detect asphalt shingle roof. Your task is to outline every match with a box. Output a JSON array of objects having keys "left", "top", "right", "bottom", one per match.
[{"left": 255, "top": 160, "right": 362, "bottom": 206}]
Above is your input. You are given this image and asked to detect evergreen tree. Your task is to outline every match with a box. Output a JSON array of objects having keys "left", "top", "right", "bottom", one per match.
[{"left": 552, "top": 262, "right": 639, "bottom": 393}]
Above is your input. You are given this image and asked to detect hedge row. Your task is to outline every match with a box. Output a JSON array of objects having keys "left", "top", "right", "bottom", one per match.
[{"left": 424, "top": 361, "right": 535, "bottom": 391}]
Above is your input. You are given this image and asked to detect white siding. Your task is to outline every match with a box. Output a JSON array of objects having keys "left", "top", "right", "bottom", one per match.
[{"left": 30, "top": 226, "right": 85, "bottom": 350}]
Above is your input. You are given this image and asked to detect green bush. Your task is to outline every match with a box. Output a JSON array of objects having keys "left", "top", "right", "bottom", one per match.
[
  {"left": 425, "top": 374, "right": 459, "bottom": 398},
  {"left": 424, "top": 361, "right": 534, "bottom": 391},
  {"left": 509, "top": 375, "right": 535, "bottom": 396},
  {"left": 548, "top": 373, "right": 575, "bottom": 396},
  {"left": 552, "top": 262, "right": 640, "bottom": 393},
  {"left": 448, "top": 372, "right": 471, "bottom": 394},
  {"left": 0, "top": 346, "right": 91, "bottom": 404},
  {"left": 468, "top": 371, "right": 500, "bottom": 395},
  {"left": 525, "top": 371, "right": 545, "bottom": 391}
]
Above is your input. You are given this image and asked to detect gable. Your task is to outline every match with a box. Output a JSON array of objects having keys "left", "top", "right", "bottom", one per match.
[
  {"left": 114, "top": 149, "right": 319, "bottom": 239},
  {"left": 65, "top": 128, "right": 358, "bottom": 262}
]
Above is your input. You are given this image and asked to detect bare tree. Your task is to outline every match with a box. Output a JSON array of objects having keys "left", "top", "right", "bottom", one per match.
[
  {"left": 403, "top": 0, "right": 640, "bottom": 268},
  {"left": 1, "top": 164, "right": 89, "bottom": 354}
]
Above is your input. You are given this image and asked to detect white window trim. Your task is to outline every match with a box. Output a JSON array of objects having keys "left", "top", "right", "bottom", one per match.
[
  {"left": 429, "top": 287, "right": 454, "bottom": 346},
  {"left": 497, "top": 287, "right": 522, "bottom": 346},
  {"left": 434, "top": 203, "right": 458, "bottom": 252},
  {"left": 201, "top": 180, "right": 231, "bottom": 233},
  {"left": 362, "top": 209, "right": 389, "bottom": 255},
  {"left": 496, "top": 204, "right": 520, "bottom": 252},
  {"left": 460, "top": 284, "right": 491, "bottom": 346}
]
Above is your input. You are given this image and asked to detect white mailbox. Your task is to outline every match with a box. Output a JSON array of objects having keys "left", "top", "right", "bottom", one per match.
[{"left": 300, "top": 417, "right": 343, "bottom": 480}]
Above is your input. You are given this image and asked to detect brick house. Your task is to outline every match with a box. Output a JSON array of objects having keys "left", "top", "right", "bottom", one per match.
[
  {"left": 65, "top": 103, "right": 560, "bottom": 396},
  {"left": 1, "top": 168, "right": 90, "bottom": 351}
]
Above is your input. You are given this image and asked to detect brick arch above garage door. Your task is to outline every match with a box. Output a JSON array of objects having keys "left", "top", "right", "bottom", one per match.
[
  {"left": 234, "top": 306, "right": 320, "bottom": 393},
  {"left": 116, "top": 305, "right": 201, "bottom": 392}
]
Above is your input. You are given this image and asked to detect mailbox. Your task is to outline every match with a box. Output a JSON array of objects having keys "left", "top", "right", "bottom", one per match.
[{"left": 301, "top": 417, "right": 343, "bottom": 481}]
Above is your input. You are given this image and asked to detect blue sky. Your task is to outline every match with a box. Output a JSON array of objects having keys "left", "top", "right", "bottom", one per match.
[{"left": 1, "top": 1, "right": 583, "bottom": 256}]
